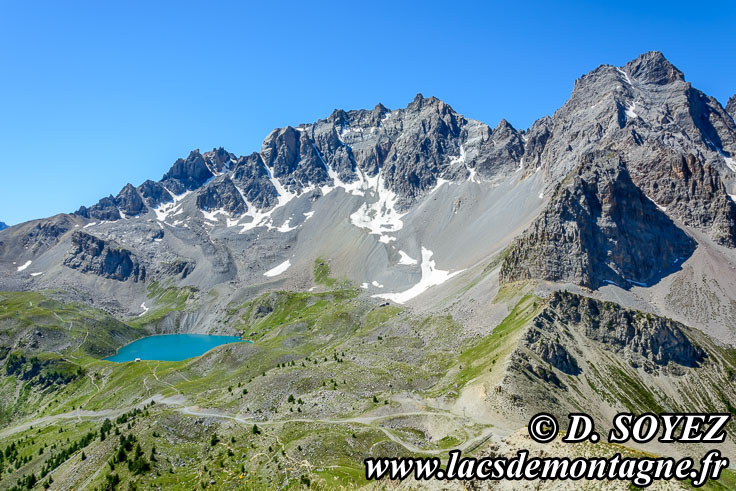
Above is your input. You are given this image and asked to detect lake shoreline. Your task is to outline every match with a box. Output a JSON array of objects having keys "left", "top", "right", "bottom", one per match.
[{"left": 104, "top": 333, "right": 252, "bottom": 363}]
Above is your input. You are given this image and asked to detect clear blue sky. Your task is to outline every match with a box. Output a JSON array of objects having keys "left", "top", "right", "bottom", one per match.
[{"left": 1, "top": 0, "right": 734, "bottom": 225}]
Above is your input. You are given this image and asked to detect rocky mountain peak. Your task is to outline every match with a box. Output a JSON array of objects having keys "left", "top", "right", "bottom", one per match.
[
  {"left": 727, "top": 94, "right": 736, "bottom": 122},
  {"left": 493, "top": 118, "right": 517, "bottom": 136},
  {"left": 407, "top": 93, "right": 447, "bottom": 113},
  {"left": 115, "top": 183, "right": 147, "bottom": 217},
  {"left": 202, "top": 147, "right": 237, "bottom": 174},
  {"left": 373, "top": 102, "right": 389, "bottom": 114},
  {"left": 0, "top": 221, "right": 7, "bottom": 232},
  {"left": 524, "top": 50, "right": 736, "bottom": 246},
  {"left": 161, "top": 148, "right": 216, "bottom": 194},
  {"left": 623, "top": 50, "right": 684, "bottom": 85},
  {"left": 327, "top": 108, "right": 350, "bottom": 126}
]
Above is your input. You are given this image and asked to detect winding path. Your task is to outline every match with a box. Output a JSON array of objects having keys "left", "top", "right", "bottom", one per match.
[{"left": 1, "top": 396, "right": 498, "bottom": 456}]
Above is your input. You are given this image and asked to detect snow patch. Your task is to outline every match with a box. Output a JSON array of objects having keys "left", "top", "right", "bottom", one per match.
[
  {"left": 373, "top": 248, "right": 464, "bottom": 304},
  {"left": 138, "top": 302, "right": 149, "bottom": 317},
  {"left": 625, "top": 102, "right": 638, "bottom": 119},
  {"left": 30, "top": 272, "right": 43, "bottom": 277},
  {"left": 397, "top": 250, "right": 418, "bottom": 265},
  {"left": 721, "top": 152, "right": 736, "bottom": 174},
  {"left": 201, "top": 208, "right": 228, "bottom": 223},
  {"left": 371, "top": 280, "right": 384, "bottom": 288},
  {"left": 264, "top": 259, "right": 291, "bottom": 277},
  {"left": 450, "top": 146, "right": 466, "bottom": 166},
  {"left": 276, "top": 218, "right": 298, "bottom": 233},
  {"left": 83, "top": 222, "right": 97, "bottom": 229},
  {"left": 616, "top": 67, "right": 633, "bottom": 85},
  {"left": 17, "top": 260, "right": 32, "bottom": 272},
  {"left": 154, "top": 190, "right": 190, "bottom": 222},
  {"left": 349, "top": 174, "right": 407, "bottom": 242}
]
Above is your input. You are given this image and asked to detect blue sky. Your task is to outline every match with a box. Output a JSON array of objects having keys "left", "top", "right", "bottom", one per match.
[{"left": 1, "top": 0, "right": 734, "bottom": 225}]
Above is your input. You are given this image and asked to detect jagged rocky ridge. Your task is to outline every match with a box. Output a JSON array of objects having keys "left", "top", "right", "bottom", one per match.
[
  {"left": 500, "top": 151, "right": 696, "bottom": 289},
  {"left": 75, "top": 149, "right": 239, "bottom": 220},
  {"left": 0, "top": 222, "right": 7, "bottom": 232},
  {"left": 76, "top": 95, "right": 524, "bottom": 219},
  {"left": 71, "top": 52, "right": 736, "bottom": 252}
]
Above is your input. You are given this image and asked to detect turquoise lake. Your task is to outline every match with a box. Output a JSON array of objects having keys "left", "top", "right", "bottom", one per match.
[{"left": 105, "top": 334, "right": 249, "bottom": 362}]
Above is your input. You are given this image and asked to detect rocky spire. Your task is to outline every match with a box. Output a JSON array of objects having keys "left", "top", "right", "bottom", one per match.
[{"left": 727, "top": 94, "right": 736, "bottom": 122}]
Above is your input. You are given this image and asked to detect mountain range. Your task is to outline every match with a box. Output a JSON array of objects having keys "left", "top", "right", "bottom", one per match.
[{"left": 1, "top": 51, "right": 736, "bottom": 489}]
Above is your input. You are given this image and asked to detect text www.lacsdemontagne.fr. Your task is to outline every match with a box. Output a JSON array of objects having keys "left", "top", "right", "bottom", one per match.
[{"left": 364, "top": 449, "right": 728, "bottom": 487}]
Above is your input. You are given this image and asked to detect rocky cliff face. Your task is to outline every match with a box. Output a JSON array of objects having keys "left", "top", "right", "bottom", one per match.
[
  {"left": 230, "top": 153, "right": 279, "bottom": 208},
  {"left": 0, "top": 222, "right": 6, "bottom": 231},
  {"left": 137, "top": 180, "right": 173, "bottom": 208},
  {"left": 196, "top": 176, "right": 247, "bottom": 215},
  {"left": 522, "top": 291, "right": 705, "bottom": 372},
  {"left": 500, "top": 151, "right": 696, "bottom": 289},
  {"left": 75, "top": 195, "right": 121, "bottom": 221},
  {"left": 254, "top": 94, "right": 524, "bottom": 209},
  {"left": 727, "top": 95, "right": 736, "bottom": 122},
  {"left": 63, "top": 230, "right": 146, "bottom": 282}
]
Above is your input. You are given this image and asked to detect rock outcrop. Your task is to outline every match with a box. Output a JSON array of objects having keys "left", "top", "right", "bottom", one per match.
[
  {"left": 0, "top": 214, "right": 81, "bottom": 260},
  {"left": 75, "top": 195, "right": 121, "bottom": 221},
  {"left": 196, "top": 176, "right": 247, "bottom": 215},
  {"left": 231, "top": 153, "right": 279, "bottom": 209},
  {"left": 75, "top": 183, "right": 149, "bottom": 221},
  {"left": 137, "top": 180, "right": 173, "bottom": 208},
  {"left": 500, "top": 291, "right": 718, "bottom": 423},
  {"left": 115, "top": 183, "right": 148, "bottom": 217},
  {"left": 161, "top": 149, "right": 217, "bottom": 195},
  {"left": 530, "top": 291, "right": 706, "bottom": 370},
  {"left": 63, "top": 230, "right": 146, "bottom": 282},
  {"left": 500, "top": 151, "right": 696, "bottom": 289}
]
